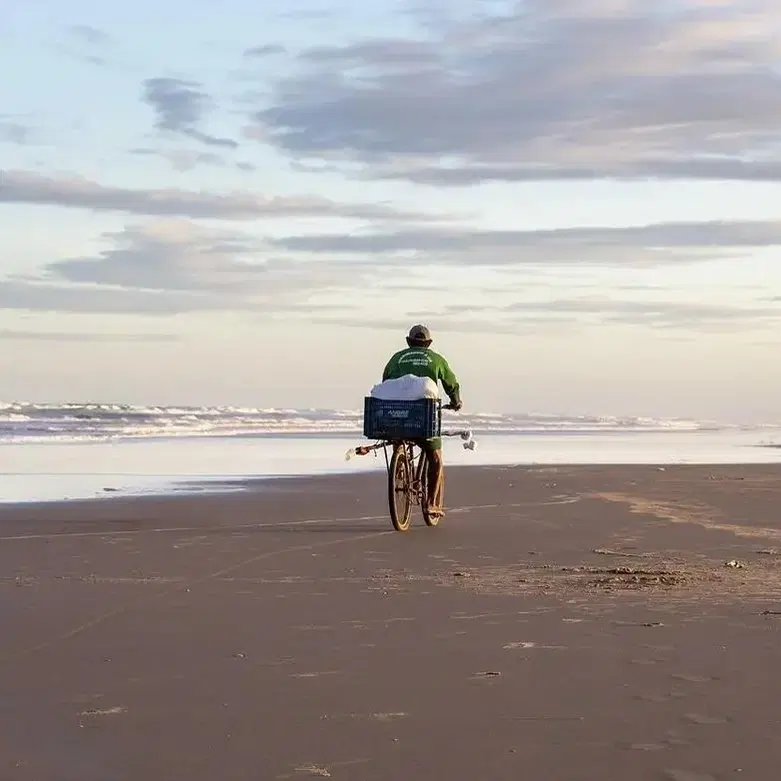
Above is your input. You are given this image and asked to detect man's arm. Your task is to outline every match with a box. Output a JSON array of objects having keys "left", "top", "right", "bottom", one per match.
[{"left": 437, "top": 355, "right": 462, "bottom": 409}]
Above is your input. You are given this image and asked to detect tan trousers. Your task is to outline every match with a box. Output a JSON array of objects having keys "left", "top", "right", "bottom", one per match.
[{"left": 425, "top": 447, "right": 444, "bottom": 513}]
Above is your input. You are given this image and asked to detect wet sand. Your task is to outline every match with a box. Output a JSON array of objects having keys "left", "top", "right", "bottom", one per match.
[{"left": 2, "top": 464, "right": 781, "bottom": 780}]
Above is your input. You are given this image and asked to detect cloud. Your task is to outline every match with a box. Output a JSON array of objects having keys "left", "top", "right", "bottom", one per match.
[
  {"left": 0, "top": 329, "right": 178, "bottom": 342},
  {"left": 256, "top": 0, "right": 781, "bottom": 184},
  {"left": 0, "top": 279, "right": 235, "bottom": 316},
  {"left": 311, "top": 303, "right": 781, "bottom": 334},
  {"left": 67, "top": 25, "right": 112, "bottom": 46},
  {"left": 0, "top": 220, "right": 378, "bottom": 315},
  {"left": 130, "top": 147, "right": 225, "bottom": 171},
  {"left": 278, "top": 8, "right": 335, "bottom": 21},
  {"left": 376, "top": 159, "right": 781, "bottom": 187},
  {"left": 470, "top": 296, "right": 781, "bottom": 330},
  {"left": 244, "top": 44, "right": 287, "bottom": 58},
  {"left": 0, "top": 169, "right": 445, "bottom": 222},
  {"left": 61, "top": 24, "right": 112, "bottom": 66},
  {"left": 142, "top": 77, "right": 239, "bottom": 149},
  {"left": 38, "top": 221, "right": 268, "bottom": 294},
  {"left": 130, "top": 147, "right": 258, "bottom": 173},
  {"left": 4, "top": 217, "right": 776, "bottom": 330},
  {"left": 305, "top": 313, "right": 571, "bottom": 335},
  {"left": 0, "top": 120, "right": 31, "bottom": 145},
  {"left": 0, "top": 220, "right": 267, "bottom": 315},
  {"left": 270, "top": 218, "right": 781, "bottom": 267},
  {"left": 302, "top": 38, "right": 439, "bottom": 67},
  {"left": 308, "top": 294, "right": 781, "bottom": 334},
  {"left": 130, "top": 147, "right": 222, "bottom": 169}
]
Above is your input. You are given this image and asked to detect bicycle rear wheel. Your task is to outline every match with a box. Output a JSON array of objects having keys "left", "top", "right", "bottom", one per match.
[{"left": 388, "top": 445, "right": 412, "bottom": 531}]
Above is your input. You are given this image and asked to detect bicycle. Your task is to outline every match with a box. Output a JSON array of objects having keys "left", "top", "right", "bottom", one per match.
[{"left": 348, "top": 400, "right": 475, "bottom": 532}]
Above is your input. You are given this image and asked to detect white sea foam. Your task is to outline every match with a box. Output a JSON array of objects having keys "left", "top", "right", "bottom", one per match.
[
  {"left": 0, "top": 400, "right": 754, "bottom": 445},
  {"left": 3, "top": 400, "right": 781, "bottom": 504}
]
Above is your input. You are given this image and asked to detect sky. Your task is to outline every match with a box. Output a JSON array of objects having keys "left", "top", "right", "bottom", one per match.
[{"left": 2, "top": 0, "right": 781, "bottom": 422}]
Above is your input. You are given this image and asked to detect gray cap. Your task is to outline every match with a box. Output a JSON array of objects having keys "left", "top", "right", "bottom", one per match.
[{"left": 407, "top": 324, "right": 431, "bottom": 342}]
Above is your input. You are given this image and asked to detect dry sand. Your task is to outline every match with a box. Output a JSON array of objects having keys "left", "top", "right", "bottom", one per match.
[{"left": 1, "top": 464, "right": 781, "bottom": 780}]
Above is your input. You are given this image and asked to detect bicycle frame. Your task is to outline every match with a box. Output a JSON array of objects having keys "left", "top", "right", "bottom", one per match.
[
  {"left": 348, "top": 401, "right": 474, "bottom": 530},
  {"left": 349, "top": 437, "right": 427, "bottom": 488},
  {"left": 349, "top": 428, "right": 473, "bottom": 463},
  {"left": 349, "top": 430, "right": 473, "bottom": 531}
]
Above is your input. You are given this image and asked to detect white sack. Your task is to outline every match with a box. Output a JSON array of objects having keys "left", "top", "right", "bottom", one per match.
[{"left": 370, "top": 374, "right": 440, "bottom": 400}]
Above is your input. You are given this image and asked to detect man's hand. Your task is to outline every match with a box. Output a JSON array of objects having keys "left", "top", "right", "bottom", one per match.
[{"left": 449, "top": 399, "right": 463, "bottom": 412}]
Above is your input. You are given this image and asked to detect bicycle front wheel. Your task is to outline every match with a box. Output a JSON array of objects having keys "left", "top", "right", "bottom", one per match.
[{"left": 388, "top": 445, "right": 412, "bottom": 531}]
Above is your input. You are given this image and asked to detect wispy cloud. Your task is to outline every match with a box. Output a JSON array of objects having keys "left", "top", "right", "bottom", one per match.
[
  {"left": 0, "top": 329, "right": 178, "bottom": 342},
  {"left": 0, "top": 279, "right": 238, "bottom": 316},
  {"left": 67, "top": 25, "right": 112, "bottom": 47},
  {"left": 0, "top": 119, "right": 31, "bottom": 145},
  {"left": 308, "top": 298, "right": 781, "bottom": 334},
  {"left": 0, "top": 169, "right": 446, "bottom": 222},
  {"left": 2, "top": 216, "right": 776, "bottom": 332},
  {"left": 61, "top": 24, "right": 112, "bottom": 66},
  {"left": 130, "top": 147, "right": 225, "bottom": 171},
  {"left": 256, "top": 0, "right": 781, "bottom": 185},
  {"left": 130, "top": 146, "right": 258, "bottom": 173},
  {"left": 0, "top": 220, "right": 378, "bottom": 315},
  {"left": 440, "top": 296, "right": 781, "bottom": 331},
  {"left": 269, "top": 218, "right": 781, "bottom": 267},
  {"left": 38, "top": 221, "right": 268, "bottom": 294},
  {"left": 142, "top": 77, "right": 239, "bottom": 149},
  {"left": 243, "top": 44, "right": 287, "bottom": 58}
]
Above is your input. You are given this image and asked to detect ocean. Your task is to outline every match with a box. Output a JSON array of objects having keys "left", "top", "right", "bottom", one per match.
[
  {"left": 0, "top": 401, "right": 757, "bottom": 443},
  {"left": 2, "top": 402, "right": 781, "bottom": 503}
]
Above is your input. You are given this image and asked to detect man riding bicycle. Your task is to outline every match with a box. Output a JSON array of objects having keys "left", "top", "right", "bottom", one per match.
[{"left": 382, "top": 324, "right": 463, "bottom": 520}]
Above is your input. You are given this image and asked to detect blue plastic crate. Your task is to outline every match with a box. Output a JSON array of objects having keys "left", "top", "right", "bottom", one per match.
[{"left": 363, "top": 397, "right": 441, "bottom": 440}]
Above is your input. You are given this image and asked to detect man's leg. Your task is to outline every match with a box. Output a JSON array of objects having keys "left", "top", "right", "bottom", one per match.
[{"left": 424, "top": 438, "right": 444, "bottom": 516}]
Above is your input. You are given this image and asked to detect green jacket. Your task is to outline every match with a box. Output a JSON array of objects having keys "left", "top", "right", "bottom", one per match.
[{"left": 382, "top": 347, "right": 461, "bottom": 405}]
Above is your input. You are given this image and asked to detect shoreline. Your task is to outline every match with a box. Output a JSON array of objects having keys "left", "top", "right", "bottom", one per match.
[
  {"left": 2, "top": 457, "right": 781, "bottom": 510},
  {"left": 5, "top": 429, "right": 781, "bottom": 505},
  {"left": 1, "top": 459, "right": 779, "bottom": 516}
]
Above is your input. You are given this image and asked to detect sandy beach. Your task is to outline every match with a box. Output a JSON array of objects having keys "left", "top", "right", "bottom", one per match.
[{"left": 2, "top": 463, "right": 781, "bottom": 780}]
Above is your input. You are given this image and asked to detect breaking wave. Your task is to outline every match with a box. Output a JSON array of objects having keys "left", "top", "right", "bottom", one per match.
[{"left": 0, "top": 401, "right": 747, "bottom": 445}]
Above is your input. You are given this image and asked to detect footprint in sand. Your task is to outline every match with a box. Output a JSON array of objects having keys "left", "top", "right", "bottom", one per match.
[
  {"left": 682, "top": 713, "right": 729, "bottom": 725},
  {"left": 293, "top": 625, "right": 334, "bottom": 632},
  {"left": 664, "top": 771, "right": 717, "bottom": 781},
  {"left": 633, "top": 690, "right": 688, "bottom": 703},
  {"left": 621, "top": 742, "right": 667, "bottom": 752},
  {"left": 670, "top": 673, "right": 715, "bottom": 683},
  {"left": 635, "top": 693, "right": 670, "bottom": 704},
  {"left": 663, "top": 730, "right": 692, "bottom": 747}
]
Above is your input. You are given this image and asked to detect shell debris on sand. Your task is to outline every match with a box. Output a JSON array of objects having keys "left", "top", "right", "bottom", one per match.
[
  {"left": 78, "top": 706, "right": 127, "bottom": 716},
  {"left": 295, "top": 765, "right": 331, "bottom": 777}
]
